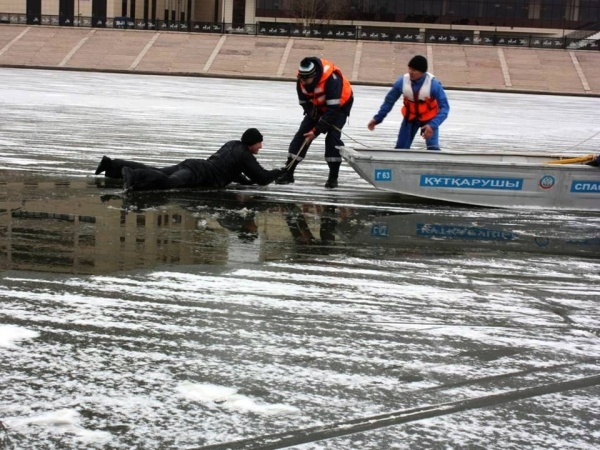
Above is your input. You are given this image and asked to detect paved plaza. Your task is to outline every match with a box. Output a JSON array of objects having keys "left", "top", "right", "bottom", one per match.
[{"left": 0, "top": 24, "right": 599, "bottom": 95}]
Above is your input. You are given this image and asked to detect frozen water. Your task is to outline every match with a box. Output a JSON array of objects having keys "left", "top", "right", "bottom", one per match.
[{"left": 0, "top": 68, "right": 599, "bottom": 450}]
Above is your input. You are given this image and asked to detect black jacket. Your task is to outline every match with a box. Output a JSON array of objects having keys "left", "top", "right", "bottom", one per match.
[{"left": 181, "top": 140, "right": 282, "bottom": 188}]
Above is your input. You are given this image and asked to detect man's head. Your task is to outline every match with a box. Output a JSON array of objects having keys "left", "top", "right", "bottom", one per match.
[
  {"left": 241, "top": 128, "right": 263, "bottom": 154},
  {"left": 408, "top": 55, "right": 428, "bottom": 80},
  {"left": 297, "top": 57, "right": 317, "bottom": 85}
]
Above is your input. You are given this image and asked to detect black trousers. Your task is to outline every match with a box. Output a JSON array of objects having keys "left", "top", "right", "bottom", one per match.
[
  {"left": 105, "top": 158, "right": 197, "bottom": 190},
  {"left": 287, "top": 112, "right": 348, "bottom": 163},
  {"left": 127, "top": 166, "right": 195, "bottom": 190}
]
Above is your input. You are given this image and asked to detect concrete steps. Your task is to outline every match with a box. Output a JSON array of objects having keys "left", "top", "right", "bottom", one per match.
[{"left": 0, "top": 25, "right": 598, "bottom": 95}]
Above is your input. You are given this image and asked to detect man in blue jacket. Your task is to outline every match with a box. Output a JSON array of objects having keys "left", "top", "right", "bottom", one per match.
[
  {"left": 94, "top": 128, "right": 283, "bottom": 191},
  {"left": 367, "top": 55, "right": 450, "bottom": 150}
]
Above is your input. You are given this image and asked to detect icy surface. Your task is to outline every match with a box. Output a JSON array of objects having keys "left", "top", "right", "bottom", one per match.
[{"left": 0, "top": 68, "right": 599, "bottom": 449}]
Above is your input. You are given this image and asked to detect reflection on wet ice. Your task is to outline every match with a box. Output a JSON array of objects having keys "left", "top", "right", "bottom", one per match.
[{"left": 1, "top": 176, "right": 598, "bottom": 275}]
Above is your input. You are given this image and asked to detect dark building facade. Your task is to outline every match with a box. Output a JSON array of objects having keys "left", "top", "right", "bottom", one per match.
[
  {"left": 3, "top": 0, "right": 600, "bottom": 34},
  {"left": 257, "top": 0, "right": 600, "bottom": 31}
]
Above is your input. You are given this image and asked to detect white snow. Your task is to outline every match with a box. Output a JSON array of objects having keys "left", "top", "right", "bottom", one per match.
[{"left": 0, "top": 325, "right": 39, "bottom": 347}]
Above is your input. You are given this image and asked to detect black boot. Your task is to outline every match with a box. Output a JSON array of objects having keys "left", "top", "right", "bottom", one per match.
[
  {"left": 96, "top": 156, "right": 128, "bottom": 178},
  {"left": 101, "top": 158, "right": 152, "bottom": 179},
  {"left": 103, "top": 158, "right": 128, "bottom": 179},
  {"left": 276, "top": 158, "right": 299, "bottom": 185},
  {"left": 325, "top": 162, "right": 341, "bottom": 189},
  {"left": 276, "top": 171, "right": 295, "bottom": 184},
  {"left": 95, "top": 156, "right": 111, "bottom": 175}
]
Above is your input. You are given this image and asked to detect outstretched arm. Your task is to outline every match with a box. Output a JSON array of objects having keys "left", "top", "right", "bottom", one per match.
[
  {"left": 232, "top": 174, "right": 254, "bottom": 185},
  {"left": 239, "top": 152, "right": 283, "bottom": 186},
  {"left": 369, "top": 77, "right": 404, "bottom": 129}
]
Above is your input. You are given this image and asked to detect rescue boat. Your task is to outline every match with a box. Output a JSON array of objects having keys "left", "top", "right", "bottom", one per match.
[{"left": 339, "top": 147, "right": 600, "bottom": 211}]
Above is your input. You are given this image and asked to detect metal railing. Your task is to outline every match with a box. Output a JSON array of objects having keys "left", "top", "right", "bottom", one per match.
[{"left": 1, "top": 13, "right": 598, "bottom": 52}]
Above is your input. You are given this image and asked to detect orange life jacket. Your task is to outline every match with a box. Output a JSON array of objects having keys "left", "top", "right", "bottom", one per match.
[
  {"left": 299, "top": 58, "right": 353, "bottom": 113},
  {"left": 401, "top": 73, "right": 439, "bottom": 122}
]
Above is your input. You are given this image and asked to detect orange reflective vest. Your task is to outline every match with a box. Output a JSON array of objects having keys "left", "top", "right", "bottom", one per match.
[
  {"left": 401, "top": 73, "right": 439, "bottom": 122},
  {"left": 299, "top": 58, "right": 353, "bottom": 113}
]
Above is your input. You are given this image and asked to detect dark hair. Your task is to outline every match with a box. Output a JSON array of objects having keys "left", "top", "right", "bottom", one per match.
[
  {"left": 241, "top": 128, "right": 263, "bottom": 146},
  {"left": 408, "top": 55, "right": 428, "bottom": 73}
]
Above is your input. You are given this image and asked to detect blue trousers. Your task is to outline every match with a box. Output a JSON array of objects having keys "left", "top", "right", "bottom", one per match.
[{"left": 396, "top": 119, "right": 440, "bottom": 150}]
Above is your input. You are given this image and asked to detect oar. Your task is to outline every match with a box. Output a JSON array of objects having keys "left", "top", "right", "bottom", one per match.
[{"left": 546, "top": 154, "right": 595, "bottom": 165}]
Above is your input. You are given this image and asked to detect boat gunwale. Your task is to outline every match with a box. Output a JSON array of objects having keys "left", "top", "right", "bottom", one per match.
[{"left": 339, "top": 147, "right": 597, "bottom": 170}]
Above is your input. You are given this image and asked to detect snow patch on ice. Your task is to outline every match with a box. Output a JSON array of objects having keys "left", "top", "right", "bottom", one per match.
[
  {"left": 0, "top": 325, "right": 39, "bottom": 347},
  {"left": 6, "top": 408, "right": 112, "bottom": 444},
  {"left": 177, "top": 381, "right": 300, "bottom": 416}
]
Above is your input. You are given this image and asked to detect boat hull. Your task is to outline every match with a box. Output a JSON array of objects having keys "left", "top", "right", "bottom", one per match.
[{"left": 340, "top": 147, "right": 600, "bottom": 211}]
